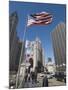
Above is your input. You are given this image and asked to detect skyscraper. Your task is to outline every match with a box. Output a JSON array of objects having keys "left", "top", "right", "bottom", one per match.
[
  {"left": 9, "top": 12, "right": 19, "bottom": 72},
  {"left": 51, "top": 22, "right": 66, "bottom": 72}
]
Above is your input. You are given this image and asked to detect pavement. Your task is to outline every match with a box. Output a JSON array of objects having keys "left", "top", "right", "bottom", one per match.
[{"left": 48, "top": 77, "right": 66, "bottom": 87}]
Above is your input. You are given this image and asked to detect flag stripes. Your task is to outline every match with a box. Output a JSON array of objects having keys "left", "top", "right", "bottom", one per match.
[{"left": 27, "top": 11, "right": 53, "bottom": 26}]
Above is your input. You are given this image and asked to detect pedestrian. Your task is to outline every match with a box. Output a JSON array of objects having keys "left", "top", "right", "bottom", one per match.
[
  {"left": 42, "top": 76, "right": 48, "bottom": 87},
  {"left": 27, "top": 73, "right": 33, "bottom": 88},
  {"left": 30, "top": 68, "right": 35, "bottom": 84},
  {"left": 28, "top": 65, "right": 31, "bottom": 74},
  {"left": 27, "top": 73, "right": 30, "bottom": 81},
  {"left": 64, "top": 77, "right": 66, "bottom": 83},
  {"left": 24, "top": 69, "right": 28, "bottom": 82},
  {"left": 35, "top": 67, "right": 37, "bottom": 83}
]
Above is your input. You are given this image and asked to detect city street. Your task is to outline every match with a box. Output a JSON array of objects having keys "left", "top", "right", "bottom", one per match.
[
  {"left": 36, "top": 73, "right": 65, "bottom": 87},
  {"left": 9, "top": 2, "right": 66, "bottom": 89},
  {"left": 48, "top": 78, "right": 65, "bottom": 86},
  {"left": 23, "top": 73, "right": 66, "bottom": 88}
]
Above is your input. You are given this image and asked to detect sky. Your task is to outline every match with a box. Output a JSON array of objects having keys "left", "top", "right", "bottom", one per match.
[{"left": 9, "top": 1, "right": 66, "bottom": 63}]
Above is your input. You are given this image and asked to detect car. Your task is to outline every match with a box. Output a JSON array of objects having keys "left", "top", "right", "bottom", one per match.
[
  {"left": 51, "top": 73, "right": 55, "bottom": 77},
  {"left": 55, "top": 72, "right": 66, "bottom": 81},
  {"left": 40, "top": 73, "right": 45, "bottom": 77},
  {"left": 46, "top": 74, "right": 53, "bottom": 79}
]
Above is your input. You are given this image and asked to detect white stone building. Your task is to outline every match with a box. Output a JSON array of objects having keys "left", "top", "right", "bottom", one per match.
[{"left": 24, "top": 37, "right": 45, "bottom": 71}]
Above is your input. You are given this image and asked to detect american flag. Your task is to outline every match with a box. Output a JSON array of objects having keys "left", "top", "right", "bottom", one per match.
[{"left": 27, "top": 11, "right": 53, "bottom": 26}]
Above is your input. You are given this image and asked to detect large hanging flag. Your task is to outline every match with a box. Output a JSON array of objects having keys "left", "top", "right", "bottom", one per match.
[{"left": 27, "top": 11, "right": 53, "bottom": 26}]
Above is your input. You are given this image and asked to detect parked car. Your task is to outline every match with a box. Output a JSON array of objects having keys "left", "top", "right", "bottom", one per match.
[
  {"left": 46, "top": 73, "right": 53, "bottom": 79},
  {"left": 40, "top": 73, "right": 45, "bottom": 77},
  {"left": 50, "top": 73, "right": 55, "bottom": 77},
  {"left": 55, "top": 72, "right": 66, "bottom": 82}
]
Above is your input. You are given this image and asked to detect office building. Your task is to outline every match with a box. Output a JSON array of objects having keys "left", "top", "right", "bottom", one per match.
[
  {"left": 51, "top": 22, "right": 66, "bottom": 71},
  {"left": 9, "top": 12, "right": 19, "bottom": 72}
]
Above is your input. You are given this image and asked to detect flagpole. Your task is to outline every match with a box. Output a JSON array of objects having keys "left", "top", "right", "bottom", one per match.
[{"left": 16, "top": 15, "right": 28, "bottom": 88}]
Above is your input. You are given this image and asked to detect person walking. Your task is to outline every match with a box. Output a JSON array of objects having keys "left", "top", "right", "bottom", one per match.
[
  {"left": 42, "top": 76, "right": 48, "bottom": 87},
  {"left": 24, "top": 69, "right": 28, "bottom": 82},
  {"left": 35, "top": 67, "right": 37, "bottom": 83}
]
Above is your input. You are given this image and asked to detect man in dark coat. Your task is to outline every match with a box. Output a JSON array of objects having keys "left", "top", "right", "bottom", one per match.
[
  {"left": 42, "top": 76, "right": 48, "bottom": 87},
  {"left": 24, "top": 69, "right": 28, "bottom": 82},
  {"left": 34, "top": 67, "right": 37, "bottom": 83}
]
